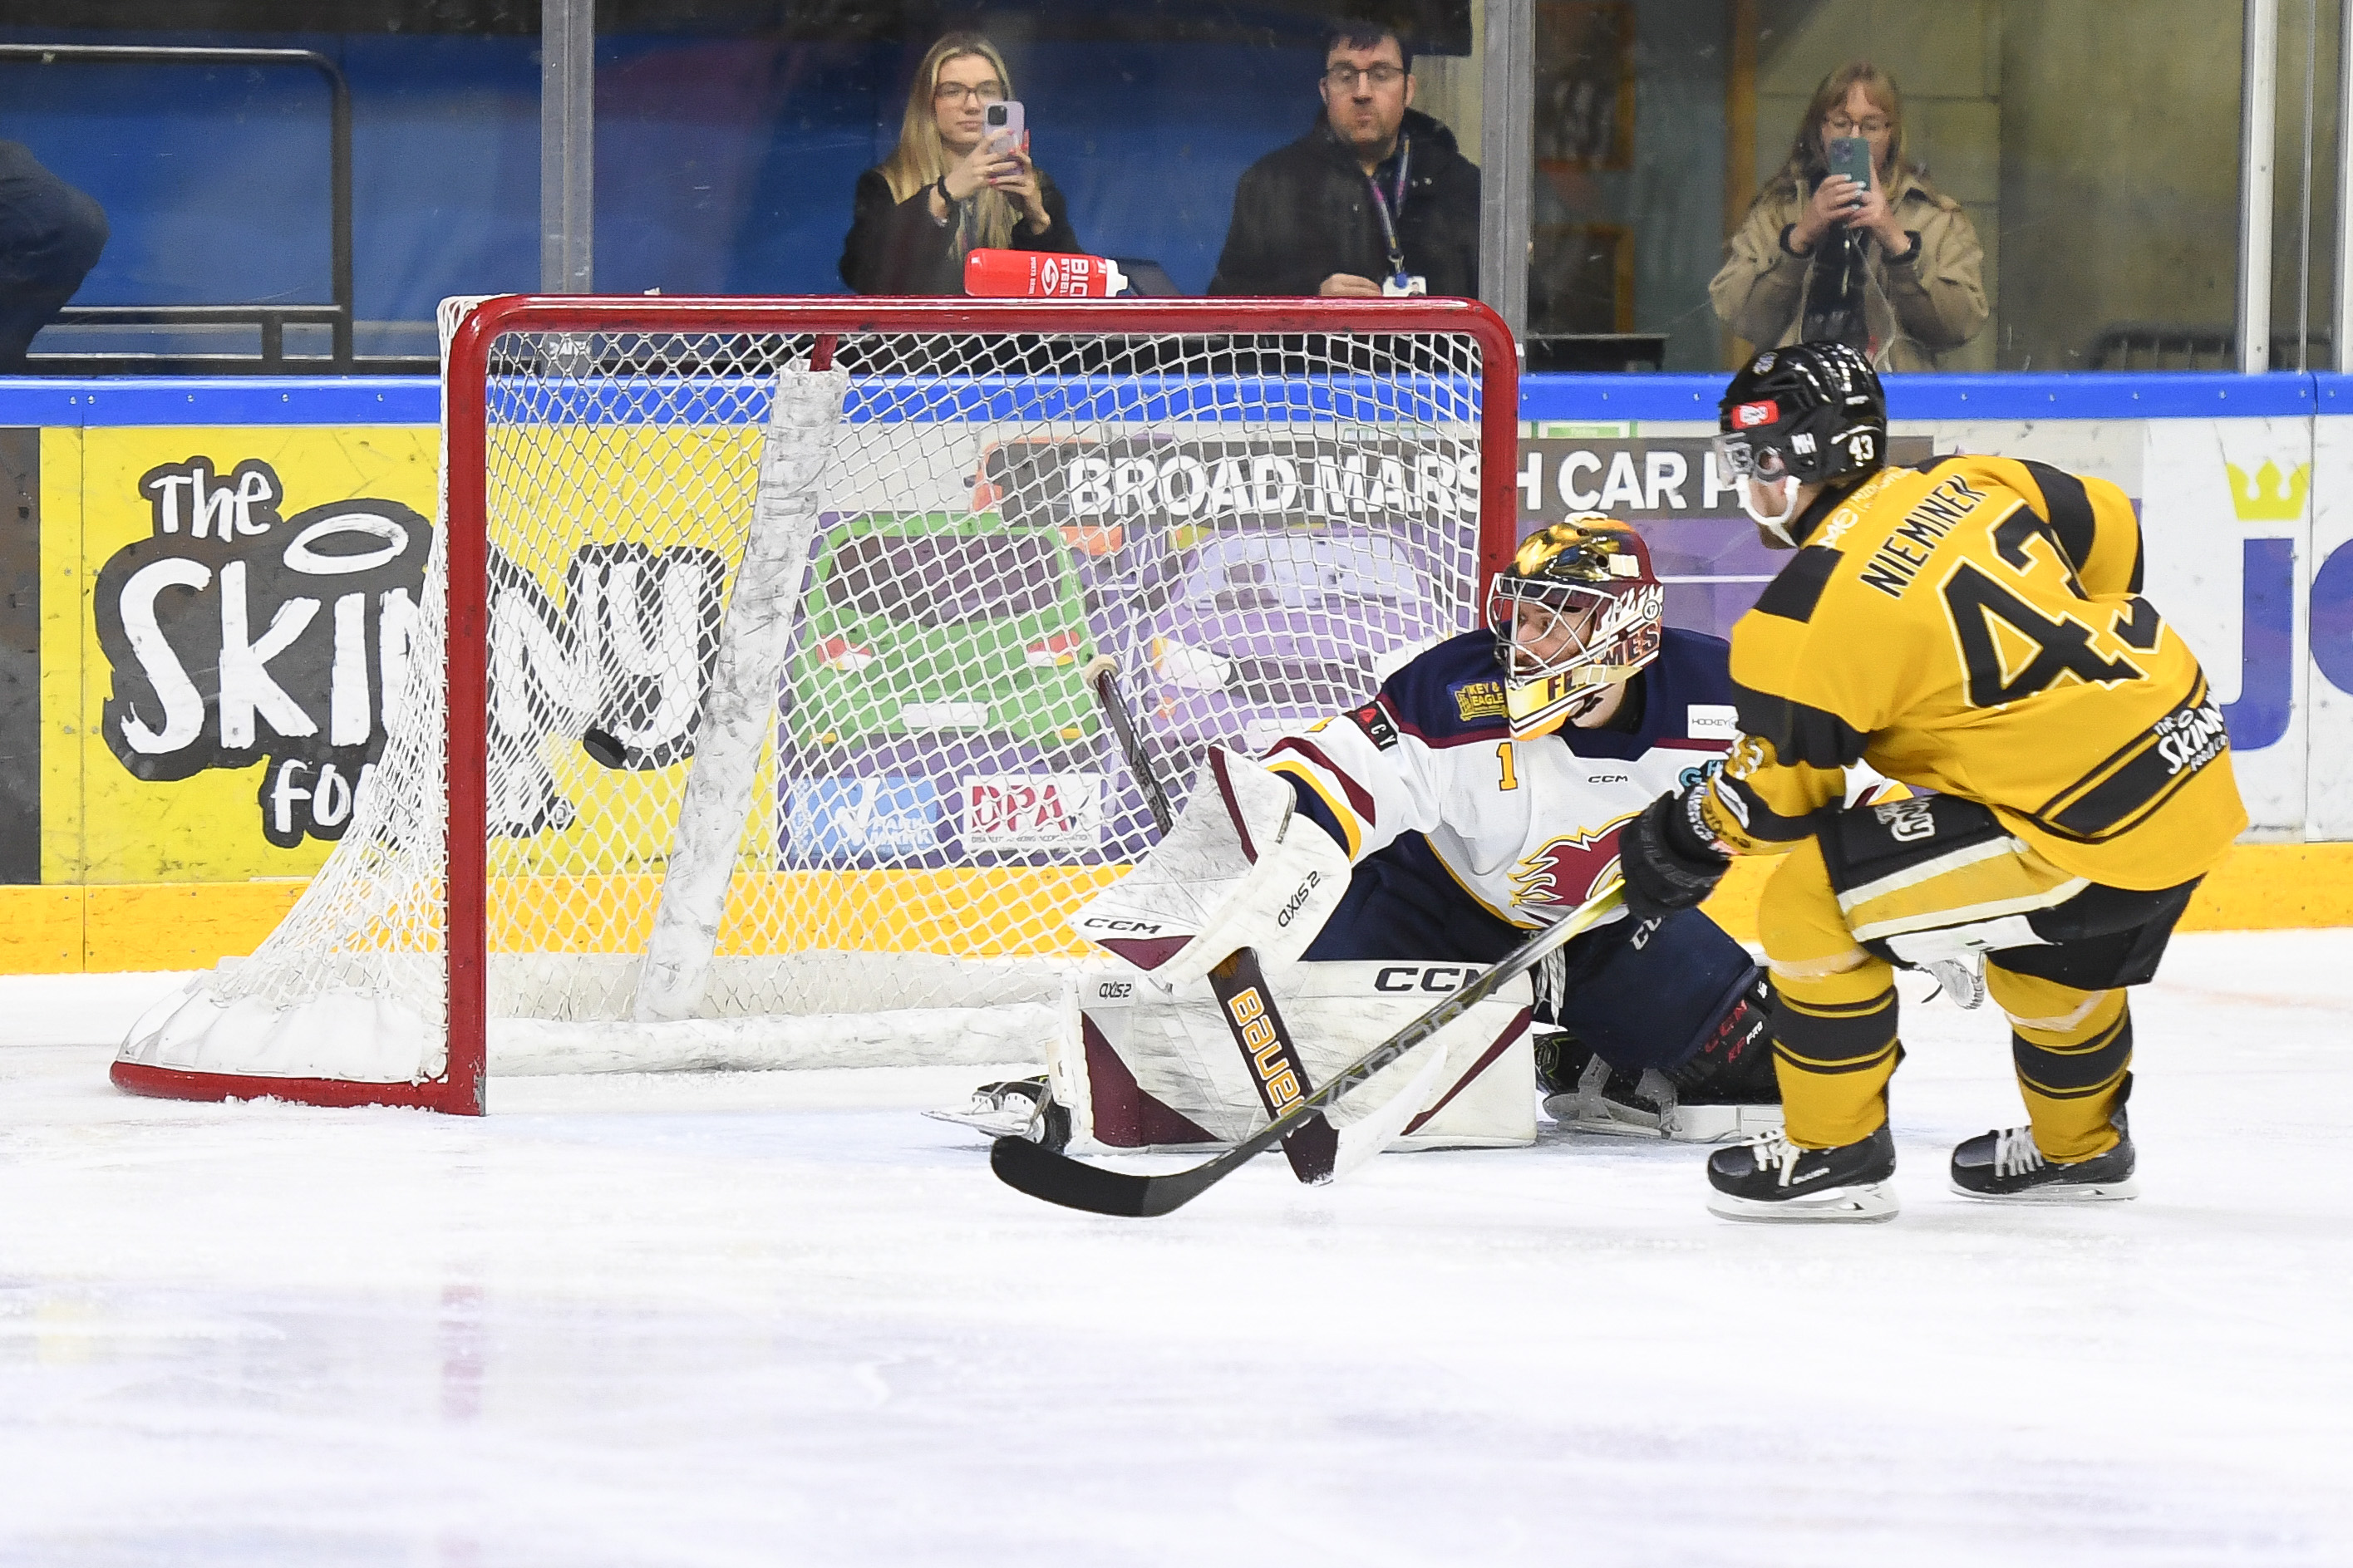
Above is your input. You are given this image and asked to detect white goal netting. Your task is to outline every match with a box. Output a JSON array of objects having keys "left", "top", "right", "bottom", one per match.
[{"left": 116, "top": 298, "right": 1507, "bottom": 1105}]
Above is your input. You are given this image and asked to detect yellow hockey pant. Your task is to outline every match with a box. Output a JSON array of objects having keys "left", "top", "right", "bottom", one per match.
[{"left": 1755, "top": 835, "right": 2130, "bottom": 1160}]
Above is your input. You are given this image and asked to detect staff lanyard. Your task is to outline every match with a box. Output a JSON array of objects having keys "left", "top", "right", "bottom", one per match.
[{"left": 1366, "top": 134, "right": 1412, "bottom": 283}]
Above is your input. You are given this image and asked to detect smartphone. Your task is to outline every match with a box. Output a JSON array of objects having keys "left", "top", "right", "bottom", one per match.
[
  {"left": 983, "top": 99, "right": 1026, "bottom": 155},
  {"left": 1825, "top": 135, "right": 1873, "bottom": 199}
]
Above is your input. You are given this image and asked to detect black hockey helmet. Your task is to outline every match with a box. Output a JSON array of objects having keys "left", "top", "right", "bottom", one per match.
[{"left": 1713, "top": 341, "right": 1887, "bottom": 489}]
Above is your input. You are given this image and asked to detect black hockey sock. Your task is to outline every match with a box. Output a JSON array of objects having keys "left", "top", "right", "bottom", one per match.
[{"left": 1666, "top": 977, "right": 1779, "bottom": 1103}]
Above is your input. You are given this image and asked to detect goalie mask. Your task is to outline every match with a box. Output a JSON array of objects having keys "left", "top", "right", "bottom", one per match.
[
  {"left": 1713, "top": 342, "right": 1887, "bottom": 545},
  {"left": 1485, "top": 518, "right": 1664, "bottom": 740}
]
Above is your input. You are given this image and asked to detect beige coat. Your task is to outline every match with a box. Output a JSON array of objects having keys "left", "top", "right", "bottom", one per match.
[{"left": 1710, "top": 171, "right": 1987, "bottom": 371}]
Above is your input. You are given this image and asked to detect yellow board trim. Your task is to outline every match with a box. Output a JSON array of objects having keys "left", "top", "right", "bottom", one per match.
[
  {"left": 8, "top": 867, "right": 1128, "bottom": 973},
  {"left": 3, "top": 842, "right": 2351, "bottom": 974}
]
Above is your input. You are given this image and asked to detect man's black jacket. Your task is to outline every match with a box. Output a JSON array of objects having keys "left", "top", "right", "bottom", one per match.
[{"left": 1207, "top": 109, "right": 1480, "bottom": 297}]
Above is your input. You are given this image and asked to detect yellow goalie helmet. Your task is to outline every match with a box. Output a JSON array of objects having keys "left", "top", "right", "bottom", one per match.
[{"left": 1485, "top": 516, "right": 1666, "bottom": 740}]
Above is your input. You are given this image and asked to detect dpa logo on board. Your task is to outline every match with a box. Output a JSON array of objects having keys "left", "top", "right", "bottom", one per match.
[{"left": 962, "top": 772, "right": 1102, "bottom": 853}]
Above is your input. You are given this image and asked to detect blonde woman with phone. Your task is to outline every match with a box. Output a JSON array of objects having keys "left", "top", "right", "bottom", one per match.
[
  {"left": 839, "top": 32, "right": 1084, "bottom": 295},
  {"left": 1710, "top": 62, "right": 1985, "bottom": 371}
]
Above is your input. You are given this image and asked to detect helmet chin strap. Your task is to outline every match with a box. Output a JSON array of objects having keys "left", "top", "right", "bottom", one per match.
[{"left": 1741, "top": 474, "right": 1802, "bottom": 545}]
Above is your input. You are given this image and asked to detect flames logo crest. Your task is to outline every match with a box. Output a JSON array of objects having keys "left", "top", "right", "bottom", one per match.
[{"left": 1509, "top": 816, "right": 1637, "bottom": 911}]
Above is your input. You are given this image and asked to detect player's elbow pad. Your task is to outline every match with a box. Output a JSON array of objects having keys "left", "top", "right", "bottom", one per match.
[{"left": 1071, "top": 748, "right": 1353, "bottom": 988}]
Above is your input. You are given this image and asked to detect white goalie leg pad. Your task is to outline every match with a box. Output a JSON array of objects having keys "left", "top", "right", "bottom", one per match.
[
  {"left": 1070, "top": 748, "right": 1351, "bottom": 989},
  {"left": 1066, "top": 961, "right": 1537, "bottom": 1156}
]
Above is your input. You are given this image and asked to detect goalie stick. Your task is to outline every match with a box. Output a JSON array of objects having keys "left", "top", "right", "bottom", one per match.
[
  {"left": 1081, "top": 655, "right": 1339, "bottom": 1183},
  {"left": 1083, "top": 655, "right": 1176, "bottom": 836},
  {"left": 994, "top": 878, "right": 1629, "bottom": 1217}
]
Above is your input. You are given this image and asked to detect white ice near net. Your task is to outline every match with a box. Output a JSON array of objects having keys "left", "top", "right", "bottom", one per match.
[
  {"left": 114, "top": 315, "right": 1489, "bottom": 1087},
  {"left": 493, "top": 1003, "right": 1061, "bottom": 1075}
]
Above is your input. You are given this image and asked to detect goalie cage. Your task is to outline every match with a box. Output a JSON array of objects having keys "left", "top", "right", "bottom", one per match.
[{"left": 112, "top": 294, "right": 1519, "bottom": 1113}]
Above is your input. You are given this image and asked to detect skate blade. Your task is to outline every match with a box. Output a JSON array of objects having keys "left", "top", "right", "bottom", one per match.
[
  {"left": 922, "top": 1106, "right": 1035, "bottom": 1140},
  {"left": 1947, "top": 1176, "right": 2139, "bottom": 1203},
  {"left": 1547, "top": 1099, "right": 1783, "bottom": 1145},
  {"left": 1662, "top": 1103, "right": 1784, "bottom": 1144},
  {"left": 1706, "top": 1182, "right": 1900, "bottom": 1223}
]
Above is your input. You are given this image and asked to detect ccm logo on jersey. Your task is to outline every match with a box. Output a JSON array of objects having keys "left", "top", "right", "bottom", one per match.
[
  {"left": 1076, "top": 916, "right": 1167, "bottom": 935},
  {"left": 1373, "top": 965, "right": 1476, "bottom": 993},
  {"left": 1274, "top": 871, "right": 1322, "bottom": 927},
  {"left": 1730, "top": 400, "right": 1779, "bottom": 428}
]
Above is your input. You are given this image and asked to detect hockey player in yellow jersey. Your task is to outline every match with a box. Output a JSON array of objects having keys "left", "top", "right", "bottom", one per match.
[{"left": 1617, "top": 341, "right": 2246, "bottom": 1222}]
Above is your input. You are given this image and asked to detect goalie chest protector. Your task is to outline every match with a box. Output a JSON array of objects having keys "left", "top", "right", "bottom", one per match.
[{"left": 1267, "top": 627, "right": 1739, "bottom": 931}]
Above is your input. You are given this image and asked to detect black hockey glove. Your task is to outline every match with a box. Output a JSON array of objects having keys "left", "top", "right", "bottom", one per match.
[{"left": 1619, "top": 786, "right": 1733, "bottom": 919}]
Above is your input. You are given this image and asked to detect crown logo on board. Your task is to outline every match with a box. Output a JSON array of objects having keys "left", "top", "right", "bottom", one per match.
[{"left": 2225, "top": 460, "right": 2310, "bottom": 522}]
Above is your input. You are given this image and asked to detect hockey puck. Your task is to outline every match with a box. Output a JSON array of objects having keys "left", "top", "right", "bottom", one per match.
[{"left": 581, "top": 726, "right": 628, "bottom": 768}]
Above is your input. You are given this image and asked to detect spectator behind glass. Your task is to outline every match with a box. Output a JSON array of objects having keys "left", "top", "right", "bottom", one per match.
[
  {"left": 0, "top": 141, "right": 107, "bottom": 371},
  {"left": 839, "top": 33, "right": 1084, "bottom": 295},
  {"left": 1710, "top": 62, "right": 1985, "bottom": 371},
  {"left": 1208, "top": 21, "right": 1479, "bottom": 297}
]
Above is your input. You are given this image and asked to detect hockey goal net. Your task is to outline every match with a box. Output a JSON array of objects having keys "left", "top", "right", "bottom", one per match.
[{"left": 114, "top": 295, "right": 1517, "bottom": 1112}]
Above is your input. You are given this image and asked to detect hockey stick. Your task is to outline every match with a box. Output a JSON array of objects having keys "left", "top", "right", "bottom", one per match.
[
  {"left": 994, "top": 878, "right": 1627, "bottom": 1217},
  {"left": 1081, "top": 654, "right": 1339, "bottom": 1183},
  {"left": 1083, "top": 655, "right": 1174, "bottom": 835}
]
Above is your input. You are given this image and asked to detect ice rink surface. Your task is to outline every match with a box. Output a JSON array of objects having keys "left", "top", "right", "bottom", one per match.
[{"left": 2, "top": 931, "right": 2348, "bottom": 1567}]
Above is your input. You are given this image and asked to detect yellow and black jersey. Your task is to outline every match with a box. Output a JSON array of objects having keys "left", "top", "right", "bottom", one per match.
[{"left": 1701, "top": 454, "right": 2246, "bottom": 892}]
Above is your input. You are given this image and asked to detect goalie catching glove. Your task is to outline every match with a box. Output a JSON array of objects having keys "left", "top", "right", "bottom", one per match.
[
  {"left": 1072, "top": 748, "right": 1352, "bottom": 988},
  {"left": 1619, "top": 783, "right": 1733, "bottom": 919}
]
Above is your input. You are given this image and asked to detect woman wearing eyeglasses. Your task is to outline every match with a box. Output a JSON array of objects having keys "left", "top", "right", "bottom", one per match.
[
  {"left": 839, "top": 33, "right": 1084, "bottom": 295},
  {"left": 1710, "top": 62, "right": 1986, "bottom": 371}
]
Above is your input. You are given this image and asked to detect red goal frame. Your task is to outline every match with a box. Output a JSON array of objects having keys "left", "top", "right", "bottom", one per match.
[{"left": 111, "top": 294, "right": 1521, "bottom": 1115}]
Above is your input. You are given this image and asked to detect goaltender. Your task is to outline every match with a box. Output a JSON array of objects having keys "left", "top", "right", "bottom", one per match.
[
  {"left": 942, "top": 519, "right": 1785, "bottom": 1159},
  {"left": 1618, "top": 342, "right": 2246, "bottom": 1222}
]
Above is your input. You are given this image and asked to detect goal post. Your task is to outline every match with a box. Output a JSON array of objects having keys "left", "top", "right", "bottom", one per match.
[{"left": 112, "top": 294, "right": 1520, "bottom": 1113}]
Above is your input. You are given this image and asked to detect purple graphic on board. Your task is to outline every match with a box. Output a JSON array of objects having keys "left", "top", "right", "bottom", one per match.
[{"left": 1512, "top": 435, "right": 1933, "bottom": 641}]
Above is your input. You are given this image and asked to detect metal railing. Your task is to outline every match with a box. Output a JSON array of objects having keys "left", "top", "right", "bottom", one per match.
[
  {"left": 2086, "top": 323, "right": 2333, "bottom": 372},
  {"left": 0, "top": 42, "right": 353, "bottom": 371}
]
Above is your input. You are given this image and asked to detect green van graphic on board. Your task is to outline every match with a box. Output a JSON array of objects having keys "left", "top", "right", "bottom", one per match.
[{"left": 785, "top": 512, "right": 1098, "bottom": 754}]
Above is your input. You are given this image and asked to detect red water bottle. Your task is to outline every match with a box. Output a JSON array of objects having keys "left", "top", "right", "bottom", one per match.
[{"left": 963, "top": 248, "right": 1130, "bottom": 298}]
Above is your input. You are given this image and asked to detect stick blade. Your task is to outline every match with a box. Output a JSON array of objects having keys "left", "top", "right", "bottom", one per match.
[
  {"left": 989, "top": 1136, "right": 1219, "bottom": 1217},
  {"left": 990, "top": 1136, "right": 1153, "bottom": 1216}
]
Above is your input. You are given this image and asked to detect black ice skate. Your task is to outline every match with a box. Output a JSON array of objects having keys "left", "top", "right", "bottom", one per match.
[
  {"left": 1705, "top": 1123, "right": 1899, "bottom": 1222},
  {"left": 1950, "top": 1102, "right": 2137, "bottom": 1202},
  {"left": 923, "top": 1075, "right": 1072, "bottom": 1153}
]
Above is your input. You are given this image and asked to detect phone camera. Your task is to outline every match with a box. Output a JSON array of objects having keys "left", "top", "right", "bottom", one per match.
[{"left": 985, "top": 104, "right": 1008, "bottom": 126}]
